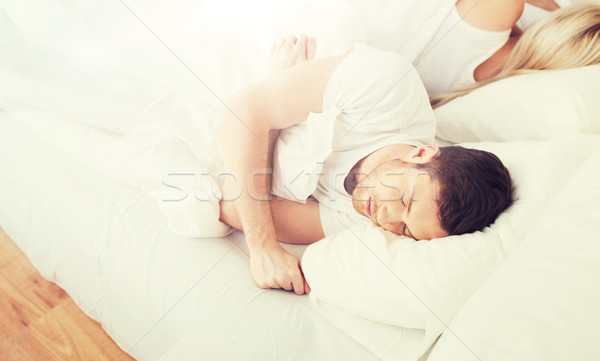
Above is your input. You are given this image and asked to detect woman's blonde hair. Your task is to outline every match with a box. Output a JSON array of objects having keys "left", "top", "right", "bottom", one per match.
[{"left": 430, "top": 4, "right": 600, "bottom": 108}]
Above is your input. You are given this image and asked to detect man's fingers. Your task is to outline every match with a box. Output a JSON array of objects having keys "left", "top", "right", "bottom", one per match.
[
  {"left": 303, "top": 279, "right": 311, "bottom": 294},
  {"left": 299, "top": 264, "right": 311, "bottom": 294},
  {"left": 296, "top": 35, "right": 311, "bottom": 62},
  {"left": 306, "top": 37, "right": 316, "bottom": 60},
  {"left": 280, "top": 280, "right": 293, "bottom": 291},
  {"left": 291, "top": 269, "right": 305, "bottom": 295},
  {"left": 296, "top": 34, "right": 308, "bottom": 48},
  {"left": 285, "top": 35, "right": 297, "bottom": 47},
  {"left": 249, "top": 246, "right": 308, "bottom": 294}
]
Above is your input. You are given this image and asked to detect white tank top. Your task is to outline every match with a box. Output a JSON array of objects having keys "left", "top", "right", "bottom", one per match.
[{"left": 414, "top": 5, "right": 511, "bottom": 94}]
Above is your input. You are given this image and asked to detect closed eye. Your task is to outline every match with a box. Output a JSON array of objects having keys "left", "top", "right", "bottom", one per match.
[{"left": 404, "top": 224, "right": 416, "bottom": 240}]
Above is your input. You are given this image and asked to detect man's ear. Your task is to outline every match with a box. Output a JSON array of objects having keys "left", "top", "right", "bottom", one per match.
[{"left": 403, "top": 145, "right": 440, "bottom": 164}]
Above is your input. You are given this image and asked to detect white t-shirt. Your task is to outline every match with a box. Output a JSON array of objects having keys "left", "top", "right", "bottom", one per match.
[{"left": 272, "top": 43, "right": 436, "bottom": 237}]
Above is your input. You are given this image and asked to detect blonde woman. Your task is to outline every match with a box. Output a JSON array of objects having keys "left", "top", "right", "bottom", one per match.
[
  {"left": 430, "top": 3, "right": 600, "bottom": 108},
  {"left": 416, "top": 0, "right": 569, "bottom": 94}
]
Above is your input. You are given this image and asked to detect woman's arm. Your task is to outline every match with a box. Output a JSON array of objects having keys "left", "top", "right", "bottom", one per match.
[
  {"left": 525, "top": 0, "right": 559, "bottom": 11},
  {"left": 456, "top": 0, "right": 525, "bottom": 82},
  {"left": 220, "top": 51, "right": 344, "bottom": 295},
  {"left": 456, "top": 0, "right": 524, "bottom": 31}
]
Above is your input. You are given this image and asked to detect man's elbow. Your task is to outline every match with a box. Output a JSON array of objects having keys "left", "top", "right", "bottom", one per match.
[{"left": 219, "top": 198, "right": 242, "bottom": 230}]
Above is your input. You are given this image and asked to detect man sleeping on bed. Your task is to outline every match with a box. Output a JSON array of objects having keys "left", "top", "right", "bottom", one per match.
[{"left": 218, "top": 36, "right": 513, "bottom": 295}]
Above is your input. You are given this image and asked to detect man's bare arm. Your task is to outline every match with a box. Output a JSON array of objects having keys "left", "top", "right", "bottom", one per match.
[
  {"left": 220, "top": 196, "right": 325, "bottom": 245},
  {"left": 220, "top": 54, "right": 344, "bottom": 294}
]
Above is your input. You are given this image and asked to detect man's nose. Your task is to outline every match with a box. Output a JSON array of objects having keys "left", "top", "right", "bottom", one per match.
[
  {"left": 377, "top": 204, "right": 390, "bottom": 224},
  {"left": 379, "top": 202, "right": 403, "bottom": 225}
]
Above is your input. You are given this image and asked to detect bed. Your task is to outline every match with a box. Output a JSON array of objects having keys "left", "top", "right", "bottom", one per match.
[{"left": 1, "top": 1, "right": 600, "bottom": 361}]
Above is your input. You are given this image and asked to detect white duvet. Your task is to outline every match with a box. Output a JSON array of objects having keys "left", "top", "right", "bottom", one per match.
[{"left": 0, "top": 0, "right": 455, "bottom": 239}]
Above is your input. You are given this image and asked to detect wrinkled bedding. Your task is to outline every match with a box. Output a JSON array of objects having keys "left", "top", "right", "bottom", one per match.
[{"left": 2, "top": 1, "right": 599, "bottom": 361}]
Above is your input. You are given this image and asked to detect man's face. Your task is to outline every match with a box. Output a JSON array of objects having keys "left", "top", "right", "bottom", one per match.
[{"left": 351, "top": 159, "right": 449, "bottom": 240}]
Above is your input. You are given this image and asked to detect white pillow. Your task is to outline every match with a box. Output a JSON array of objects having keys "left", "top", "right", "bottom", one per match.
[
  {"left": 434, "top": 65, "right": 600, "bottom": 143},
  {"left": 427, "top": 146, "right": 600, "bottom": 361},
  {"left": 300, "top": 134, "right": 600, "bottom": 361}
]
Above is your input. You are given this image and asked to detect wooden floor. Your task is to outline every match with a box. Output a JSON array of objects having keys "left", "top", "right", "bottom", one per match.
[{"left": 0, "top": 228, "right": 136, "bottom": 361}]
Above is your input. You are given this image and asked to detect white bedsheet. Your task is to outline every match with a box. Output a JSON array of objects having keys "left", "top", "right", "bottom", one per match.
[
  {"left": 7, "top": 102, "right": 233, "bottom": 238},
  {"left": 0, "top": 113, "right": 379, "bottom": 361}
]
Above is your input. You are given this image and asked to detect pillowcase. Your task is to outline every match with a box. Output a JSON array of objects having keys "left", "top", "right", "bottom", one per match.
[
  {"left": 434, "top": 65, "right": 600, "bottom": 144},
  {"left": 427, "top": 145, "right": 600, "bottom": 361},
  {"left": 300, "top": 134, "right": 600, "bottom": 361}
]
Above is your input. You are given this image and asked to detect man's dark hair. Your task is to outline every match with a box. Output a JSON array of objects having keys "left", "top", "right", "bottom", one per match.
[{"left": 415, "top": 146, "right": 513, "bottom": 236}]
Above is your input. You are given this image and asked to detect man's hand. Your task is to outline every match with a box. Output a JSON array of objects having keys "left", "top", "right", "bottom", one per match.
[
  {"left": 268, "top": 34, "right": 317, "bottom": 74},
  {"left": 249, "top": 242, "right": 305, "bottom": 295}
]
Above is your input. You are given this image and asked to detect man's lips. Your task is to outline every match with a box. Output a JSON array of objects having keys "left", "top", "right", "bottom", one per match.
[{"left": 366, "top": 197, "right": 372, "bottom": 217}]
